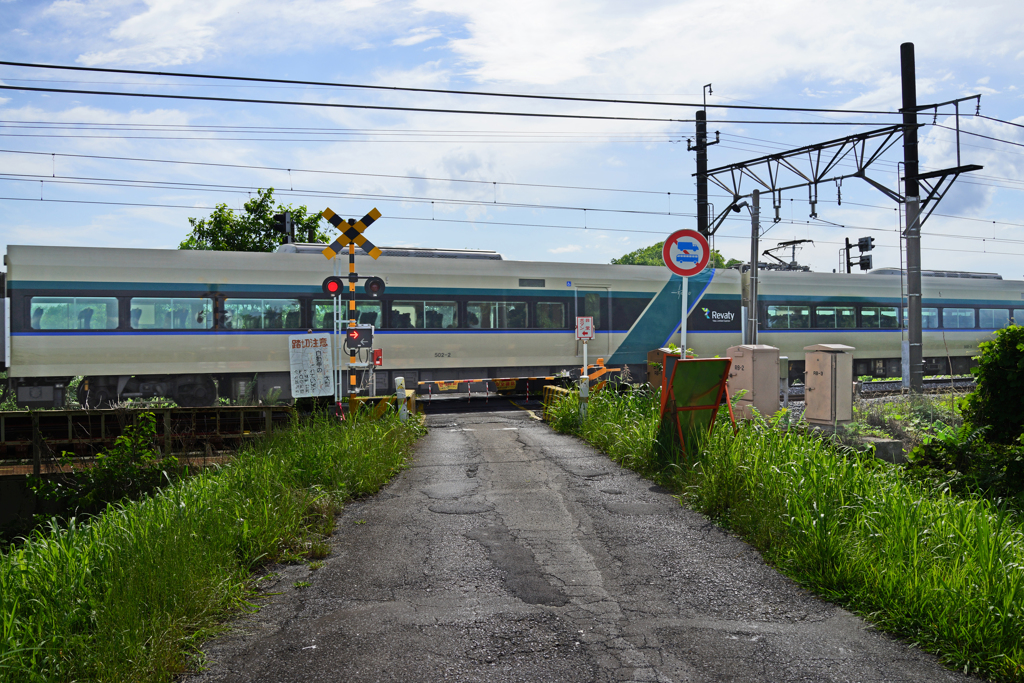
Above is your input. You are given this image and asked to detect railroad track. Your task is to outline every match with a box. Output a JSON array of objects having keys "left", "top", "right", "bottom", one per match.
[{"left": 787, "top": 376, "right": 975, "bottom": 400}]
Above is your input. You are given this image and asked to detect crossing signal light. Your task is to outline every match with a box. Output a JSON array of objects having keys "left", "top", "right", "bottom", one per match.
[
  {"left": 364, "top": 276, "right": 385, "bottom": 298},
  {"left": 858, "top": 236, "right": 875, "bottom": 252},
  {"left": 345, "top": 325, "right": 374, "bottom": 350},
  {"left": 322, "top": 276, "right": 344, "bottom": 295}
]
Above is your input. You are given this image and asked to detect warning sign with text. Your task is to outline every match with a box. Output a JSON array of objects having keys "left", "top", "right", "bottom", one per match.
[{"left": 288, "top": 334, "right": 334, "bottom": 398}]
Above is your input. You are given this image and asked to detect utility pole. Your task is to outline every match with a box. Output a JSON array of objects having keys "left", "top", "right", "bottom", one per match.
[
  {"left": 748, "top": 190, "right": 760, "bottom": 345},
  {"left": 901, "top": 42, "right": 923, "bottom": 394},
  {"left": 689, "top": 84, "right": 719, "bottom": 237}
]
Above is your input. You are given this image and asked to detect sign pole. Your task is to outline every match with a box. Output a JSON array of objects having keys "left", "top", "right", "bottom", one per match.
[{"left": 680, "top": 276, "right": 688, "bottom": 354}]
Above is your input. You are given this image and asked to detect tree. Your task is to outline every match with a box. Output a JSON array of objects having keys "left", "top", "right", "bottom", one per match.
[
  {"left": 179, "top": 188, "right": 334, "bottom": 252},
  {"left": 611, "top": 241, "right": 738, "bottom": 269}
]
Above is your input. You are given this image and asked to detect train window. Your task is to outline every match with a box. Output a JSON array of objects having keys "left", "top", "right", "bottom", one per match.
[
  {"left": 1014, "top": 309, "right": 1024, "bottom": 325},
  {"left": 224, "top": 299, "right": 301, "bottom": 330},
  {"left": 815, "top": 306, "right": 855, "bottom": 329},
  {"left": 765, "top": 305, "right": 810, "bottom": 329},
  {"left": 30, "top": 297, "right": 118, "bottom": 330},
  {"left": 979, "top": 309, "right": 1010, "bottom": 329},
  {"left": 467, "top": 302, "right": 528, "bottom": 329},
  {"left": 313, "top": 300, "right": 381, "bottom": 329},
  {"left": 390, "top": 301, "right": 458, "bottom": 329},
  {"left": 861, "top": 306, "right": 900, "bottom": 329},
  {"left": 129, "top": 298, "right": 212, "bottom": 330},
  {"left": 536, "top": 302, "right": 566, "bottom": 329},
  {"left": 922, "top": 308, "right": 939, "bottom": 328},
  {"left": 942, "top": 308, "right": 975, "bottom": 329}
]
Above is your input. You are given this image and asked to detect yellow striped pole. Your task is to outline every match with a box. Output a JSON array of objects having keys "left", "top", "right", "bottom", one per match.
[{"left": 349, "top": 241, "right": 357, "bottom": 396}]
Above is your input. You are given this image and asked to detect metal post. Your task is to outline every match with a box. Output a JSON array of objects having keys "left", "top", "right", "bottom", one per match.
[
  {"left": 680, "top": 276, "right": 688, "bottom": 353},
  {"left": 31, "top": 410, "right": 41, "bottom": 477},
  {"left": 902, "top": 42, "right": 924, "bottom": 394},
  {"left": 748, "top": 189, "right": 760, "bottom": 345},
  {"left": 696, "top": 110, "right": 709, "bottom": 237}
]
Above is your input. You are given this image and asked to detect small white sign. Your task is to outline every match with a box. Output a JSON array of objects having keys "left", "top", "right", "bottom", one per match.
[
  {"left": 576, "top": 316, "right": 595, "bottom": 340},
  {"left": 288, "top": 333, "right": 334, "bottom": 398}
]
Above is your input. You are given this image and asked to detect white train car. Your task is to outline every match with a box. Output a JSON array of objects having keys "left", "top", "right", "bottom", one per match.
[
  {"left": 2, "top": 242, "right": 1018, "bottom": 408},
  {"left": 2, "top": 244, "right": 736, "bottom": 407}
]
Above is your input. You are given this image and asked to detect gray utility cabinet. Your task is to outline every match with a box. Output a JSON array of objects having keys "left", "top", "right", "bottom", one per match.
[
  {"left": 725, "top": 344, "right": 780, "bottom": 420},
  {"left": 803, "top": 344, "right": 855, "bottom": 425}
]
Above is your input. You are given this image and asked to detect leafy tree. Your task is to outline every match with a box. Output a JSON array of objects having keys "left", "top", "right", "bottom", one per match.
[
  {"left": 179, "top": 187, "right": 334, "bottom": 252},
  {"left": 964, "top": 324, "right": 1024, "bottom": 444},
  {"left": 611, "top": 241, "right": 738, "bottom": 268}
]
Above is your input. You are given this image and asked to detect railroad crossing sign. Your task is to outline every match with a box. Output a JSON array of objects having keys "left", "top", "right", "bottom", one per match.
[
  {"left": 321, "top": 207, "right": 382, "bottom": 259},
  {"left": 662, "top": 228, "right": 710, "bottom": 277}
]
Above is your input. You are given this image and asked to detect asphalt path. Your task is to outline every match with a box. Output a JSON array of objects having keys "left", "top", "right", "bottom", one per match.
[{"left": 182, "top": 408, "right": 978, "bottom": 682}]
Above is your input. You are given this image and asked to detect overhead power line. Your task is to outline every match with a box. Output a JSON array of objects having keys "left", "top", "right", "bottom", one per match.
[
  {"left": 0, "top": 147, "right": 696, "bottom": 196},
  {"left": 0, "top": 60, "right": 907, "bottom": 116}
]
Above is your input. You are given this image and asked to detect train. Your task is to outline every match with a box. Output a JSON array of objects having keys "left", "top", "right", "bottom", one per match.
[{"left": 1, "top": 243, "right": 1020, "bottom": 408}]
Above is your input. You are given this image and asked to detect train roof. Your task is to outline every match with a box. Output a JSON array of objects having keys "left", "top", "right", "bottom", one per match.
[
  {"left": 869, "top": 267, "right": 1002, "bottom": 280},
  {"left": 275, "top": 243, "right": 503, "bottom": 260}
]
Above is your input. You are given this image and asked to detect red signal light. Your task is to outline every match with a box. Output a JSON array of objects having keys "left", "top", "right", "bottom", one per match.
[{"left": 321, "top": 276, "right": 344, "bottom": 295}]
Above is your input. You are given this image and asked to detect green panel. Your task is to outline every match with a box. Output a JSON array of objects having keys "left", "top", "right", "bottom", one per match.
[{"left": 664, "top": 358, "right": 731, "bottom": 458}]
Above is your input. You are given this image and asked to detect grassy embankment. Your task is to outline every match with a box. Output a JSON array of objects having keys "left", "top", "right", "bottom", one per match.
[
  {"left": 549, "top": 388, "right": 1024, "bottom": 681},
  {"left": 0, "top": 410, "right": 423, "bottom": 683}
]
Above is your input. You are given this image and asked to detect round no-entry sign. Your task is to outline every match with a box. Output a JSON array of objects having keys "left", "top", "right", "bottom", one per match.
[{"left": 662, "top": 229, "right": 710, "bottom": 277}]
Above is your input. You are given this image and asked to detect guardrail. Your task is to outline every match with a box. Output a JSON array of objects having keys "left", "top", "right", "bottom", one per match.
[{"left": 0, "top": 405, "right": 294, "bottom": 476}]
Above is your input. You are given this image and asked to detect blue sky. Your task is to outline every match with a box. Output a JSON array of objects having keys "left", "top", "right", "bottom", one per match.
[{"left": 1, "top": 0, "right": 1022, "bottom": 277}]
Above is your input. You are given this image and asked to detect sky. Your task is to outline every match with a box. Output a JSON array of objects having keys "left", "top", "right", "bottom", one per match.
[{"left": 1, "top": 0, "right": 1022, "bottom": 278}]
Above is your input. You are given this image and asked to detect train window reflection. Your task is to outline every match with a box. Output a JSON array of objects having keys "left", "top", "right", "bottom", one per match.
[
  {"left": 391, "top": 301, "right": 458, "bottom": 329},
  {"left": 467, "top": 302, "right": 527, "bottom": 329},
  {"left": 1014, "top": 309, "right": 1024, "bottom": 325},
  {"left": 979, "top": 309, "right": 1010, "bottom": 329},
  {"left": 130, "top": 298, "right": 212, "bottom": 330},
  {"left": 815, "top": 306, "right": 855, "bottom": 329},
  {"left": 765, "top": 305, "right": 810, "bottom": 329},
  {"left": 536, "top": 302, "right": 565, "bottom": 329},
  {"left": 942, "top": 308, "right": 975, "bottom": 329},
  {"left": 224, "top": 299, "right": 300, "bottom": 330},
  {"left": 314, "top": 300, "right": 381, "bottom": 329},
  {"left": 861, "top": 306, "right": 900, "bottom": 329},
  {"left": 30, "top": 297, "right": 118, "bottom": 330},
  {"left": 922, "top": 308, "right": 939, "bottom": 329}
]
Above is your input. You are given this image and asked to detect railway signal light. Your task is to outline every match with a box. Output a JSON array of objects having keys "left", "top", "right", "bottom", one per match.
[
  {"left": 364, "top": 276, "right": 385, "bottom": 298},
  {"left": 345, "top": 325, "right": 374, "bottom": 350},
  {"left": 857, "top": 254, "right": 873, "bottom": 271},
  {"left": 272, "top": 211, "right": 292, "bottom": 243},
  {"left": 858, "top": 236, "right": 875, "bottom": 252},
  {"left": 322, "top": 276, "right": 344, "bottom": 296},
  {"left": 844, "top": 236, "right": 876, "bottom": 273}
]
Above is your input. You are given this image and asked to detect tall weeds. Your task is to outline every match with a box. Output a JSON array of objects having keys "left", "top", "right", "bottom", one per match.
[
  {"left": 549, "top": 387, "right": 1024, "bottom": 680},
  {"left": 0, "top": 410, "right": 422, "bottom": 683}
]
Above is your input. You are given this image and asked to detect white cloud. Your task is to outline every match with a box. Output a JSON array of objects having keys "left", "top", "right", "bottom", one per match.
[
  {"left": 392, "top": 27, "right": 441, "bottom": 47},
  {"left": 549, "top": 244, "right": 581, "bottom": 253}
]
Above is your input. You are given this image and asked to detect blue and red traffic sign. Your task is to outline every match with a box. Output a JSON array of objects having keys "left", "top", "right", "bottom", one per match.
[{"left": 662, "top": 229, "right": 711, "bottom": 277}]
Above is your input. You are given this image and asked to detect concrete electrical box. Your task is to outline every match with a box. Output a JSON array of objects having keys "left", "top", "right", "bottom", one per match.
[
  {"left": 725, "top": 344, "right": 780, "bottom": 419},
  {"left": 647, "top": 347, "right": 681, "bottom": 389},
  {"left": 803, "top": 344, "right": 855, "bottom": 425}
]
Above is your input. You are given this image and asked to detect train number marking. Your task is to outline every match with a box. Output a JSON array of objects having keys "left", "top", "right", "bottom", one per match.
[{"left": 434, "top": 352, "right": 452, "bottom": 358}]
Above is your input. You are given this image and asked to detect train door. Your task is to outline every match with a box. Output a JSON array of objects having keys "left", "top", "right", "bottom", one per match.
[{"left": 575, "top": 286, "right": 610, "bottom": 358}]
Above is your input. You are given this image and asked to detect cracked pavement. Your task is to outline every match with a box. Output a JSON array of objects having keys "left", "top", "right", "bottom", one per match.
[{"left": 181, "top": 409, "right": 979, "bottom": 682}]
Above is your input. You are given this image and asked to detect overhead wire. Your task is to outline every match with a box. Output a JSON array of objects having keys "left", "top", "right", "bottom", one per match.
[{"left": 0, "top": 60, "right": 910, "bottom": 115}]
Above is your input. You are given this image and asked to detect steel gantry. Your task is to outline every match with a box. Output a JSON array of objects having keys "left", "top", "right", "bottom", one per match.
[{"left": 696, "top": 47, "right": 982, "bottom": 394}]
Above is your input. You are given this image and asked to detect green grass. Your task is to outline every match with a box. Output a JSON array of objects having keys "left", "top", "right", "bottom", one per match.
[
  {"left": 549, "top": 386, "right": 1024, "bottom": 681},
  {"left": 0, "top": 410, "right": 423, "bottom": 682}
]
